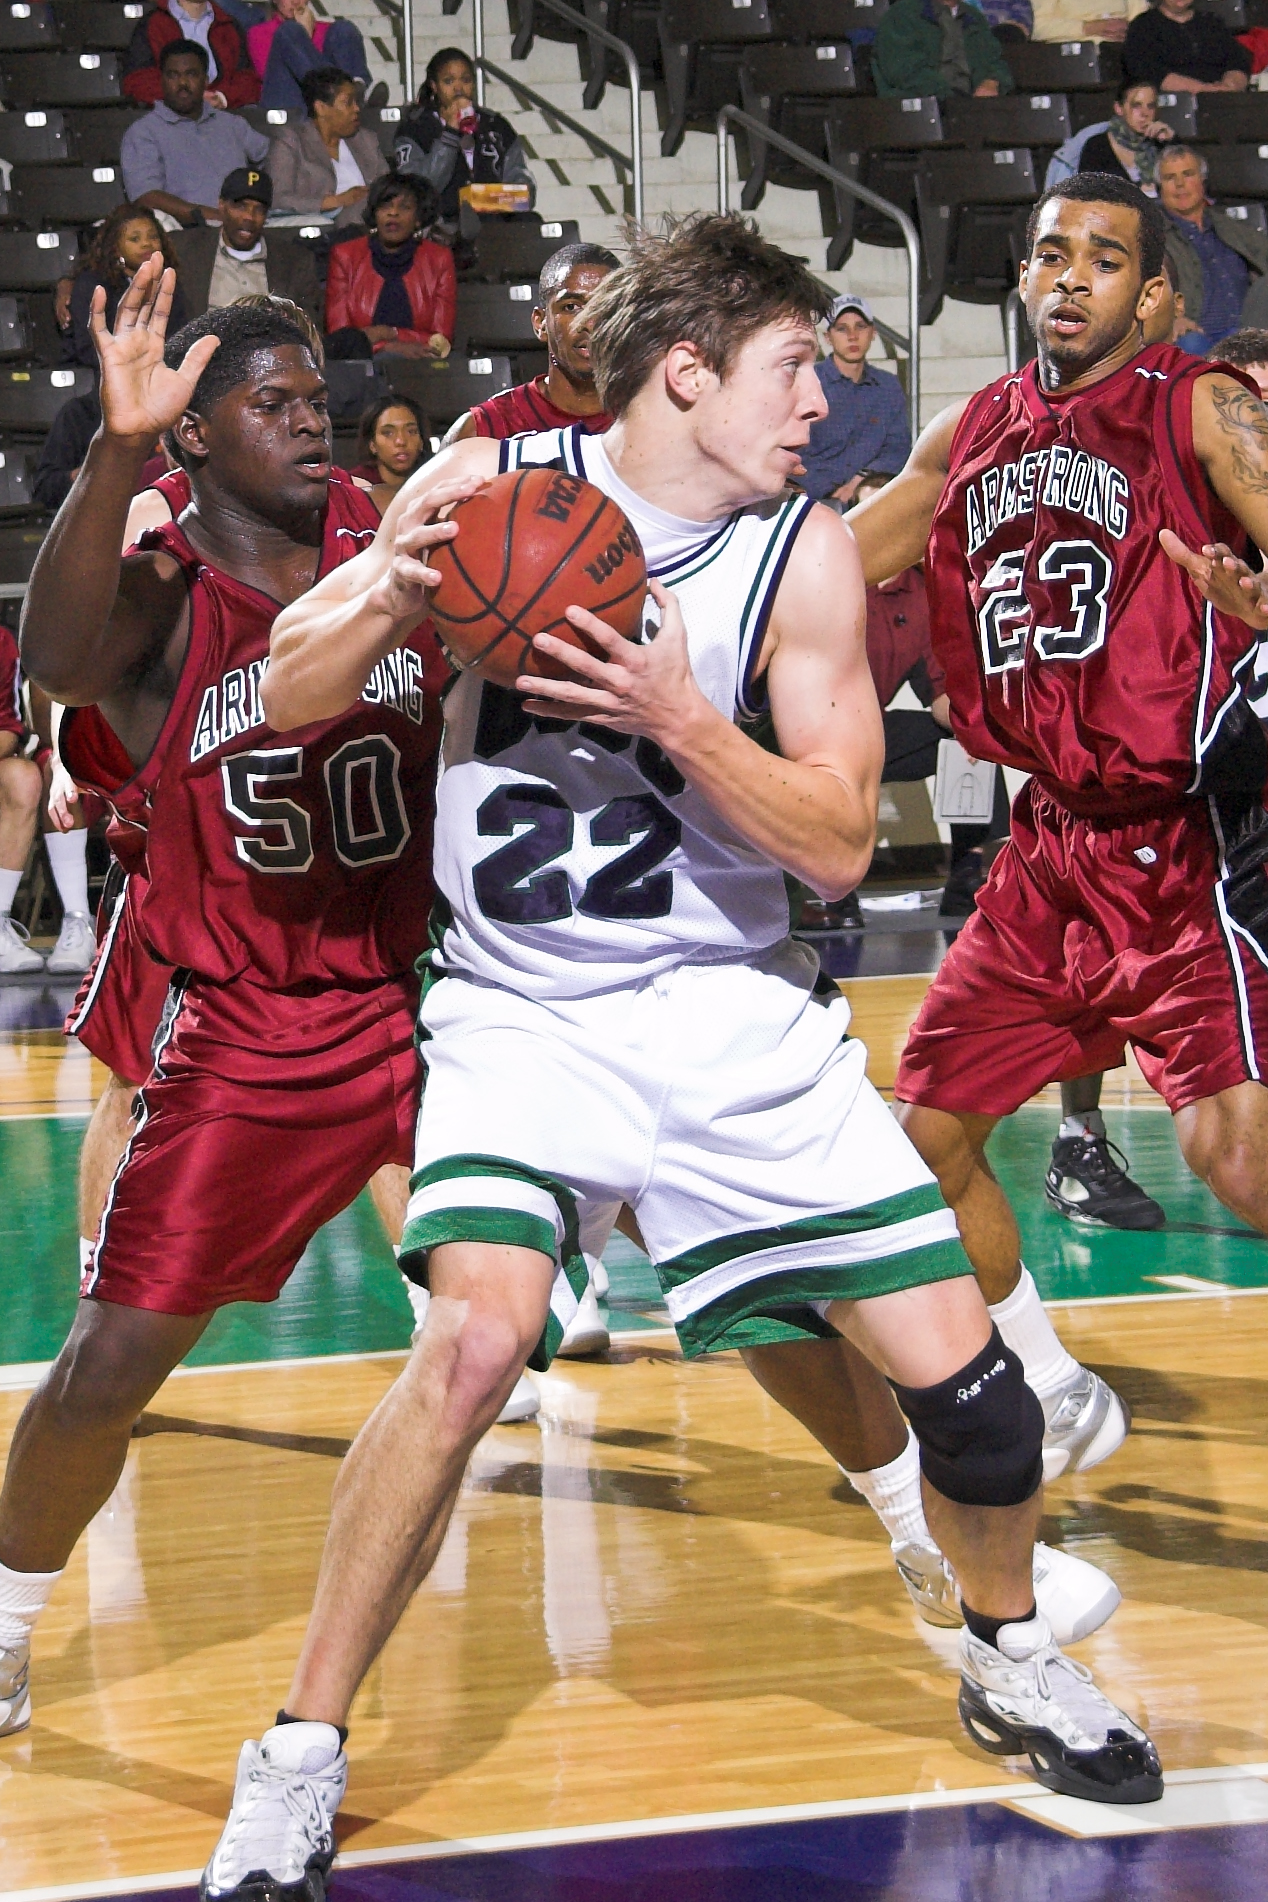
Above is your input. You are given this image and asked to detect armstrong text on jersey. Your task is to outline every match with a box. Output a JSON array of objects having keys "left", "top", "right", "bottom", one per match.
[
  {"left": 189, "top": 650, "right": 428, "bottom": 763},
  {"left": 965, "top": 443, "right": 1130, "bottom": 557}
]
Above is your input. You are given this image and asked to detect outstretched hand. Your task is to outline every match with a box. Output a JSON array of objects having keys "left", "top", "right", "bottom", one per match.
[
  {"left": 90, "top": 251, "right": 220, "bottom": 451},
  {"left": 1160, "top": 528, "right": 1268, "bottom": 630}
]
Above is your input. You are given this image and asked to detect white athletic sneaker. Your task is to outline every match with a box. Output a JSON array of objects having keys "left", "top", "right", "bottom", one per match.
[
  {"left": 0, "top": 1637, "right": 30, "bottom": 1736},
  {"left": 201, "top": 1721, "right": 347, "bottom": 1902},
  {"left": 892, "top": 1540, "right": 1120, "bottom": 1647},
  {"left": 556, "top": 1281, "right": 610, "bottom": 1359},
  {"left": 1042, "top": 1366, "right": 1131, "bottom": 1481},
  {"left": 498, "top": 1373, "right": 540, "bottom": 1423},
  {"left": 45, "top": 910, "right": 96, "bottom": 975},
  {"left": 0, "top": 914, "right": 43, "bottom": 974},
  {"left": 590, "top": 1258, "right": 610, "bottom": 1298},
  {"left": 958, "top": 1613, "right": 1163, "bottom": 1803}
]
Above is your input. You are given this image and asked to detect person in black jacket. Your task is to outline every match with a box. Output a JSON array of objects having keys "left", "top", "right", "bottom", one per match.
[
  {"left": 1124, "top": 0, "right": 1250, "bottom": 93},
  {"left": 393, "top": 46, "right": 535, "bottom": 224},
  {"left": 59, "top": 204, "right": 188, "bottom": 370}
]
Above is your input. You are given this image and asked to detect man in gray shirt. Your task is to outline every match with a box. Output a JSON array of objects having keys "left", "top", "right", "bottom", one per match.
[{"left": 121, "top": 39, "right": 269, "bottom": 226}]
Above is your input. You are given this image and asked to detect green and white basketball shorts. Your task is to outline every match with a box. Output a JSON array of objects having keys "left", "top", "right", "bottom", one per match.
[{"left": 400, "top": 938, "right": 971, "bottom": 1368}]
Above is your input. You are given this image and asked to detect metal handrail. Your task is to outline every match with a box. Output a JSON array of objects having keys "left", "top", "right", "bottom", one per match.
[
  {"left": 716, "top": 105, "right": 921, "bottom": 438},
  {"left": 476, "top": 56, "right": 635, "bottom": 190},
  {"left": 458, "top": 0, "right": 644, "bottom": 224}
]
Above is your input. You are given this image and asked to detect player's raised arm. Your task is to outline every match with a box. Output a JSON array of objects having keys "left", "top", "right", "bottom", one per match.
[
  {"left": 261, "top": 439, "right": 500, "bottom": 730},
  {"left": 21, "top": 254, "right": 219, "bottom": 705},
  {"left": 1165, "top": 372, "right": 1268, "bottom": 628},
  {"left": 522, "top": 505, "right": 881, "bottom": 900},
  {"left": 847, "top": 400, "right": 965, "bottom": 586}
]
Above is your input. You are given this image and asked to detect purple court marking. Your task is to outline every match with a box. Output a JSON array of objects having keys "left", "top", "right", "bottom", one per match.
[{"left": 83, "top": 1803, "right": 1268, "bottom": 1902}]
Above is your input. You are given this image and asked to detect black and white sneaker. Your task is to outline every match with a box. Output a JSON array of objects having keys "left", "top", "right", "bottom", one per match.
[
  {"left": 201, "top": 1722, "right": 347, "bottom": 1902},
  {"left": 1044, "top": 1134, "right": 1165, "bottom": 1231},
  {"left": 959, "top": 1614, "right": 1163, "bottom": 1804}
]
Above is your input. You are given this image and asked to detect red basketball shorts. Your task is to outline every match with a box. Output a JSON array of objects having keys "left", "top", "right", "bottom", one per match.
[
  {"left": 895, "top": 779, "right": 1268, "bottom": 1117},
  {"left": 65, "top": 871, "right": 173, "bottom": 1089},
  {"left": 83, "top": 970, "right": 421, "bottom": 1314}
]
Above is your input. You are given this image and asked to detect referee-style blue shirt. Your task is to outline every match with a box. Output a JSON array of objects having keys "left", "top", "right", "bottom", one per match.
[{"left": 800, "top": 357, "right": 912, "bottom": 502}]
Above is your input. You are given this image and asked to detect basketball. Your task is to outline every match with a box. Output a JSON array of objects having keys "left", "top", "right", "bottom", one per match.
[{"left": 427, "top": 467, "right": 648, "bottom": 690}]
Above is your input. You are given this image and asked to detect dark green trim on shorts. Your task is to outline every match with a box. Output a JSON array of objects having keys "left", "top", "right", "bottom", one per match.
[
  {"left": 656, "top": 1183, "right": 949, "bottom": 1291},
  {"left": 669, "top": 1239, "right": 972, "bottom": 1359}
]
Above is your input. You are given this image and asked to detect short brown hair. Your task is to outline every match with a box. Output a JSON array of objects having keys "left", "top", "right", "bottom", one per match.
[
  {"left": 584, "top": 212, "right": 832, "bottom": 418},
  {"left": 1211, "top": 328, "right": 1268, "bottom": 371}
]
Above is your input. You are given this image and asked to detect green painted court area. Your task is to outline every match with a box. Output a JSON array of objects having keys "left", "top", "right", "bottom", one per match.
[{"left": 2, "top": 1105, "right": 1265, "bottom": 1371}]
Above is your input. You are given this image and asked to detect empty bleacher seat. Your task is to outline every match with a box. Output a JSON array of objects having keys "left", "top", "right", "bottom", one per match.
[
  {"left": 1202, "top": 144, "right": 1268, "bottom": 203},
  {"left": 915, "top": 147, "right": 1037, "bottom": 324},
  {"left": 1, "top": 49, "right": 122, "bottom": 103},
  {"left": 239, "top": 103, "right": 298, "bottom": 137},
  {"left": 0, "top": 107, "right": 74, "bottom": 166},
  {"left": 453, "top": 280, "right": 542, "bottom": 356},
  {"left": 0, "top": 227, "right": 78, "bottom": 287},
  {"left": 0, "top": 295, "right": 33, "bottom": 358},
  {"left": 63, "top": 103, "right": 146, "bottom": 164},
  {"left": 942, "top": 92, "right": 1071, "bottom": 150},
  {"left": 770, "top": 0, "right": 889, "bottom": 35},
  {"left": 578, "top": 0, "right": 663, "bottom": 112},
  {"left": 659, "top": 0, "right": 774, "bottom": 157},
  {"left": 1154, "top": 90, "right": 1198, "bottom": 139},
  {"left": 1220, "top": 200, "right": 1268, "bottom": 242},
  {"left": 362, "top": 101, "right": 403, "bottom": 160},
  {"left": 738, "top": 41, "right": 856, "bottom": 209},
  {"left": 324, "top": 357, "right": 388, "bottom": 420},
  {"left": 0, "top": 3, "right": 58, "bottom": 53},
  {"left": 53, "top": 0, "right": 146, "bottom": 51},
  {"left": 467, "top": 216, "right": 582, "bottom": 283},
  {"left": 11, "top": 160, "right": 123, "bottom": 225},
  {"left": 0, "top": 438, "right": 39, "bottom": 511},
  {"left": 824, "top": 96, "right": 941, "bottom": 268},
  {"left": 1196, "top": 94, "right": 1268, "bottom": 145},
  {"left": 1003, "top": 40, "right": 1111, "bottom": 93},
  {"left": 0, "top": 361, "right": 91, "bottom": 428},
  {"left": 382, "top": 353, "right": 514, "bottom": 429}
]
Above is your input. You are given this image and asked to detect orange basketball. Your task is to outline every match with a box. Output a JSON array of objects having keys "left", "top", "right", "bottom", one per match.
[{"left": 428, "top": 467, "right": 648, "bottom": 691}]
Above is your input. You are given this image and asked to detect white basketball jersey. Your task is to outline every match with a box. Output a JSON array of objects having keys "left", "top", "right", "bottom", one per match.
[{"left": 430, "top": 425, "right": 815, "bottom": 1000}]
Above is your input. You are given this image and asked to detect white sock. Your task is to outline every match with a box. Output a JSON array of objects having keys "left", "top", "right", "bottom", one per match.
[
  {"left": 0, "top": 867, "right": 20, "bottom": 916},
  {"left": 79, "top": 1236, "right": 94, "bottom": 1272},
  {"left": 44, "top": 829, "right": 89, "bottom": 918},
  {"left": 989, "top": 1266, "right": 1080, "bottom": 1404},
  {"left": 1060, "top": 1110, "right": 1106, "bottom": 1140},
  {"left": 842, "top": 1428, "right": 931, "bottom": 1548},
  {"left": 0, "top": 1557, "right": 62, "bottom": 1650}
]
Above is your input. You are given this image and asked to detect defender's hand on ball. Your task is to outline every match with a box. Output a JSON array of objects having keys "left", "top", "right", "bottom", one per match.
[
  {"left": 91, "top": 251, "right": 220, "bottom": 452},
  {"left": 519, "top": 579, "right": 705, "bottom": 743},
  {"left": 1160, "top": 528, "right": 1268, "bottom": 630},
  {"left": 369, "top": 474, "right": 489, "bottom": 627}
]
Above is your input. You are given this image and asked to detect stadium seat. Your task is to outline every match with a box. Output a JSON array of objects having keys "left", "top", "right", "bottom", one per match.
[
  {"left": 10, "top": 160, "right": 123, "bottom": 226},
  {"left": 0, "top": 295, "right": 34, "bottom": 358},
  {"left": 20, "top": 288, "right": 62, "bottom": 363},
  {"left": 577, "top": 0, "right": 663, "bottom": 111},
  {"left": 1196, "top": 94, "right": 1268, "bottom": 145},
  {"left": 770, "top": 0, "right": 890, "bottom": 34},
  {"left": 1, "top": 48, "right": 122, "bottom": 103},
  {"left": 0, "top": 436, "right": 39, "bottom": 512},
  {"left": 1152, "top": 90, "right": 1198, "bottom": 139},
  {"left": 915, "top": 146, "right": 1037, "bottom": 324},
  {"left": 0, "top": 361, "right": 91, "bottom": 428},
  {"left": 239, "top": 104, "right": 299, "bottom": 136},
  {"left": 509, "top": 0, "right": 586, "bottom": 62},
  {"left": 53, "top": 0, "right": 146, "bottom": 50},
  {"left": 63, "top": 103, "right": 146, "bottom": 164},
  {"left": 0, "top": 227, "right": 78, "bottom": 288},
  {"left": 824, "top": 96, "right": 941, "bottom": 268},
  {"left": 942, "top": 92, "right": 1071, "bottom": 151},
  {"left": 0, "top": 1, "right": 59, "bottom": 52},
  {"left": 0, "top": 107, "right": 74, "bottom": 166},
  {"left": 658, "top": 0, "right": 774, "bottom": 157},
  {"left": 0, "top": 513, "right": 50, "bottom": 579},
  {"left": 737, "top": 42, "right": 856, "bottom": 209},
  {"left": 381, "top": 353, "right": 514, "bottom": 430},
  {"left": 1208, "top": 0, "right": 1247, "bottom": 24},
  {"left": 452, "top": 280, "right": 542, "bottom": 357},
  {"left": 1003, "top": 40, "right": 1112, "bottom": 93},
  {"left": 1202, "top": 144, "right": 1268, "bottom": 202},
  {"left": 362, "top": 101, "right": 403, "bottom": 159},
  {"left": 467, "top": 216, "right": 581, "bottom": 283},
  {"left": 324, "top": 356, "right": 388, "bottom": 420},
  {"left": 1220, "top": 200, "right": 1268, "bottom": 241}
]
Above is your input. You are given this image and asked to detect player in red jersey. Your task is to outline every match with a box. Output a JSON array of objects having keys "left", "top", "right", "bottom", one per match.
[
  {"left": 444, "top": 242, "right": 619, "bottom": 445},
  {"left": 848, "top": 172, "right": 1268, "bottom": 1478},
  {"left": 0, "top": 280, "right": 460, "bottom": 1740}
]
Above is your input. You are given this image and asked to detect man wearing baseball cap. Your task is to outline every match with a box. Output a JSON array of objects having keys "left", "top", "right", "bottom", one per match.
[
  {"left": 799, "top": 292, "right": 912, "bottom": 508},
  {"left": 169, "top": 165, "right": 323, "bottom": 324}
]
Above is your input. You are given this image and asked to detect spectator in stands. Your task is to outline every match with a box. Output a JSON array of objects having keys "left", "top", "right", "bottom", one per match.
[
  {"left": 1208, "top": 326, "right": 1268, "bottom": 392},
  {"left": 799, "top": 295, "right": 911, "bottom": 507},
  {"left": 268, "top": 65, "right": 387, "bottom": 227},
  {"left": 33, "top": 392, "right": 102, "bottom": 512},
  {"left": 1032, "top": 0, "right": 1144, "bottom": 42},
  {"left": 1124, "top": 0, "right": 1251, "bottom": 92},
  {"left": 247, "top": 0, "right": 379, "bottom": 115},
  {"left": 169, "top": 167, "right": 323, "bottom": 324},
  {"left": 124, "top": 0, "right": 260, "bottom": 109},
  {"left": 1159, "top": 144, "right": 1268, "bottom": 349},
  {"left": 1077, "top": 80, "right": 1174, "bottom": 191},
  {"left": 395, "top": 48, "right": 536, "bottom": 224},
  {"left": 60, "top": 204, "right": 187, "bottom": 369},
  {"left": 121, "top": 41, "right": 269, "bottom": 226},
  {"left": 873, "top": 0, "right": 1015, "bottom": 99},
  {"left": 325, "top": 173, "right": 454, "bottom": 358},
  {"left": 446, "top": 242, "right": 619, "bottom": 442},
  {"left": 350, "top": 393, "right": 430, "bottom": 493}
]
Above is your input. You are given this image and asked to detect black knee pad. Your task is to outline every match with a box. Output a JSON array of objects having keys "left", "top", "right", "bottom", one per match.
[{"left": 891, "top": 1327, "right": 1043, "bottom": 1508}]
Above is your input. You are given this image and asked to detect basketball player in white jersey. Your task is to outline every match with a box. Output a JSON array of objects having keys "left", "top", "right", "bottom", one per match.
[{"left": 203, "top": 216, "right": 1161, "bottom": 1901}]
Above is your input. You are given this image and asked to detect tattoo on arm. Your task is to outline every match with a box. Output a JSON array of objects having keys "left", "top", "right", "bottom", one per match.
[{"left": 1210, "top": 382, "right": 1268, "bottom": 496}]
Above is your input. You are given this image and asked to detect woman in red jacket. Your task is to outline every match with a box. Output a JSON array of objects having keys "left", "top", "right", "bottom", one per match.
[{"left": 325, "top": 173, "right": 456, "bottom": 359}]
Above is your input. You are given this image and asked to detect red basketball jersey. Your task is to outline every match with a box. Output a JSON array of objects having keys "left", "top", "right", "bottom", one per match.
[
  {"left": 63, "top": 472, "right": 448, "bottom": 989},
  {"left": 469, "top": 377, "right": 612, "bottom": 439},
  {"left": 0, "top": 624, "right": 23, "bottom": 739},
  {"left": 927, "top": 343, "right": 1260, "bottom": 815}
]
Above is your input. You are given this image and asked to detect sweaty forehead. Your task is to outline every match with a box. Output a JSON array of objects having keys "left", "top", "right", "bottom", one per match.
[
  {"left": 221, "top": 344, "right": 321, "bottom": 404},
  {"left": 1033, "top": 200, "right": 1140, "bottom": 254},
  {"left": 553, "top": 266, "right": 610, "bottom": 303}
]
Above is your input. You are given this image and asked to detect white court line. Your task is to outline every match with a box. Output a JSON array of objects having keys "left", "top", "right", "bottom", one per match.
[{"left": 7, "top": 1765, "right": 1268, "bottom": 1901}]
